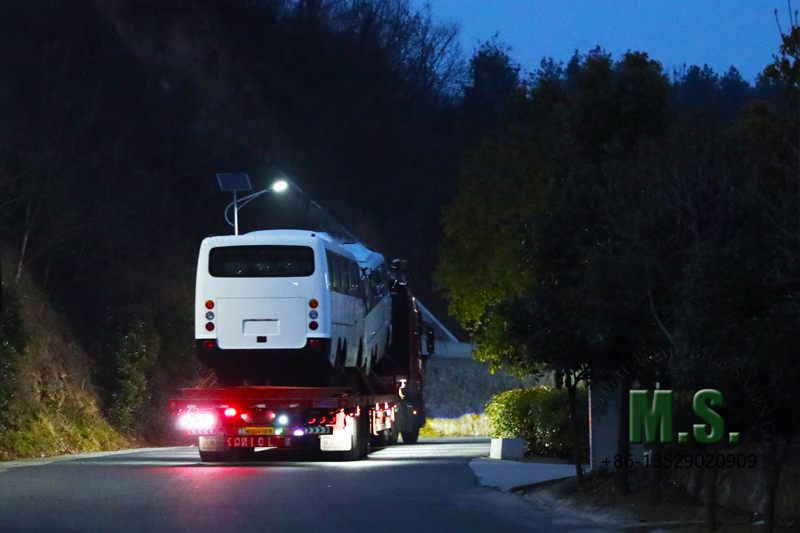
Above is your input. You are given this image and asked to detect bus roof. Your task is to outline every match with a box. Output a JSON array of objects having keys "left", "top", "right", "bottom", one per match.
[
  {"left": 341, "top": 243, "right": 384, "bottom": 270},
  {"left": 243, "top": 231, "right": 383, "bottom": 267}
]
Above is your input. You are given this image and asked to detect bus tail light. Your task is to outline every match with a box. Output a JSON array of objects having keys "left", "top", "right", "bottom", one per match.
[
  {"left": 308, "top": 339, "right": 320, "bottom": 347},
  {"left": 203, "top": 340, "right": 216, "bottom": 349},
  {"left": 205, "top": 322, "right": 215, "bottom": 332},
  {"left": 309, "top": 321, "right": 318, "bottom": 331},
  {"left": 309, "top": 299, "right": 318, "bottom": 309}
]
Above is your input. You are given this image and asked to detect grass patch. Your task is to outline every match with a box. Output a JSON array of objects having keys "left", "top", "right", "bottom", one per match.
[
  {"left": 420, "top": 414, "right": 487, "bottom": 437},
  {"left": 0, "top": 403, "right": 130, "bottom": 461}
]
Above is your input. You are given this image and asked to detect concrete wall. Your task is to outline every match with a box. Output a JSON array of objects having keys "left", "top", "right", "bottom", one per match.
[{"left": 589, "top": 379, "right": 643, "bottom": 470}]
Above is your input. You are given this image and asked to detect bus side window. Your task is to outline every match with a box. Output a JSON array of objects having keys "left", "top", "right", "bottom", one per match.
[
  {"left": 349, "top": 262, "right": 361, "bottom": 298},
  {"left": 373, "top": 268, "right": 384, "bottom": 301},
  {"left": 327, "top": 251, "right": 339, "bottom": 292},
  {"left": 361, "top": 269, "right": 371, "bottom": 303},
  {"left": 338, "top": 256, "right": 349, "bottom": 295}
]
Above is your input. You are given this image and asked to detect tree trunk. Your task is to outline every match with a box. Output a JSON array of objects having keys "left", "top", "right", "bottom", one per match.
[
  {"left": 704, "top": 444, "right": 716, "bottom": 531},
  {"left": 16, "top": 199, "right": 33, "bottom": 282},
  {"left": 614, "top": 373, "right": 632, "bottom": 492},
  {"left": 566, "top": 374, "right": 584, "bottom": 484},
  {"left": 43, "top": 250, "right": 52, "bottom": 288},
  {"left": 648, "top": 439, "right": 662, "bottom": 505},
  {"left": 763, "top": 434, "right": 792, "bottom": 533},
  {"left": 648, "top": 378, "right": 668, "bottom": 505},
  {"left": 690, "top": 464, "right": 704, "bottom": 503}
]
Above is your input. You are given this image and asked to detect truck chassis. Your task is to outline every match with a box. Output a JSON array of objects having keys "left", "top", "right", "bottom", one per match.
[{"left": 168, "top": 379, "right": 424, "bottom": 462}]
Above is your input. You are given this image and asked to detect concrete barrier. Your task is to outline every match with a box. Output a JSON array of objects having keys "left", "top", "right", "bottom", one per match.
[{"left": 490, "top": 438, "right": 525, "bottom": 460}]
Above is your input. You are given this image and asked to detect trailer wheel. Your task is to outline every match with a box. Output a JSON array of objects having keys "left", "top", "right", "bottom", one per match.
[
  {"left": 359, "top": 410, "right": 372, "bottom": 459},
  {"left": 401, "top": 426, "right": 419, "bottom": 444},
  {"left": 385, "top": 427, "right": 398, "bottom": 446}
]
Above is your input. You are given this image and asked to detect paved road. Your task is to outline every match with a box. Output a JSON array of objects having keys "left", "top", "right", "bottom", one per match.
[{"left": 0, "top": 438, "right": 619, "bottom": 532}]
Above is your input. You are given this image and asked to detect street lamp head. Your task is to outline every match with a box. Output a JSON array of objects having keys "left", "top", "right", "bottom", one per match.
[{"left": 272, "top": 180, "right": 288, "bottom": 192}]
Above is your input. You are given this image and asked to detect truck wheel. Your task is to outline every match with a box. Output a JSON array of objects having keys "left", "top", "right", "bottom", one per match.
[
  {"left": 199, "top": 450, "right": 231, "bottom": 462},
  {"left": 359, "top": 411, "right": 371, "bottom": 458},
  {"left": 401, "top": 426, "right": 419, "bottom": 444}
]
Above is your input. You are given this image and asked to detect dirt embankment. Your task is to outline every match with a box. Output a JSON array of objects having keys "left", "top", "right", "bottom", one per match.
[
  {"left": 525, "top": 467, "right": 798, "bottom": 533},
  {"left": 0, "top": 252, "right": 131, "bottom": 461}
]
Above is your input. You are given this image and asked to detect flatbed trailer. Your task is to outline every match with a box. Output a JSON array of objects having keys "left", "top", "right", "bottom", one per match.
[{"left": 168, "top": 375, "right": 425, "bottom": 462}]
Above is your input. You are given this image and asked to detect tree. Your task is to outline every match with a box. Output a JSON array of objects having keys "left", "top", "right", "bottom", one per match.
[
  {"left": 439, "top": 50, "right": 672, "bottom": 483},
  {"left": 461, "top": 38, "right": 521, "bottom": 134}
]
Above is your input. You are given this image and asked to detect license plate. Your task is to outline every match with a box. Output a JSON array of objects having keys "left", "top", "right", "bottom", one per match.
[
  {"left": 320, "top": 435, "right": 352, "bottom": 451},
  {"left": 199, "top": 436, "right": 226, "bottom": 452},
  {"left": 238, "top": 427, "right": 276, "bottom": 435},
  {"left": 226, "top": 436, "right": 288, "bottom": 448}
]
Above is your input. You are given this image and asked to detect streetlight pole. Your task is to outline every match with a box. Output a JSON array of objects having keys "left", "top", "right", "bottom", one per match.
[
  {"left": 219, "top": 177, "right": 289, "bottom": 234},
  {"left": 233, "top": 190, "right": 239, "bottom": 235},
  {"left": 217, "top": 171, "right": 353, "bottom": 242}
]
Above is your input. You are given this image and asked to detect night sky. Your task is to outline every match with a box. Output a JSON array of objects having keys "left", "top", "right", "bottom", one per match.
[{"left": 421, "top": 0, "right": 788, "bottom": 83}]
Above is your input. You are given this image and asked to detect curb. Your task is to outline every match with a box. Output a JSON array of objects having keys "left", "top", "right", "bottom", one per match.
[
  {"left": 0, "top": 446, "right": 188, "bottom": 471},
  {"left": 509, "top": 475, "right": 576, "bottom": 492}
]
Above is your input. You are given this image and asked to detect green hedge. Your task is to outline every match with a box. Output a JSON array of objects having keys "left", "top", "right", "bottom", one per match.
[{"left": 485, "top": 386, "right": 588, "bottom": 456}]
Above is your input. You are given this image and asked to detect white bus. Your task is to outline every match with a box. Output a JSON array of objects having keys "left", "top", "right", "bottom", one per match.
[
  {"left": 341, "top": 242, "right": 392, "bottom": 374},
  {"left": 195, "top": 229, "right": 391, "bottom": 386}
]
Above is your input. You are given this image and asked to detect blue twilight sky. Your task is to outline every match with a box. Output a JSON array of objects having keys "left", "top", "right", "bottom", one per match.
[{"left": 420, "top": 0, "right": 789, "bottom": 84}]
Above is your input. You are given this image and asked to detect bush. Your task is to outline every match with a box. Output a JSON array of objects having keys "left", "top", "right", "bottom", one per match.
[
  {"left": 484, "top": 386, "right": 588, "bottom": 457},
  {"left": 105, "top": 319, "right": 161, "bottom": 433},
  {"left": 0, "top": 286, "right": 30, "bottom": 431}
]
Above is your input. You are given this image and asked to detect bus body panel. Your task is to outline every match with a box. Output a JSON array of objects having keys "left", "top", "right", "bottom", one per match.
[
  {"left": 195, "top": 230, "right": 370, "bottom": 383},
  {"left": 216, "top": 297, "right": 307, "bottom": 349}
]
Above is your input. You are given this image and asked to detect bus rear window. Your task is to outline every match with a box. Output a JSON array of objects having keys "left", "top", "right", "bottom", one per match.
[{"left": 209, "top": 245, "right": 315, "bottom": 278}]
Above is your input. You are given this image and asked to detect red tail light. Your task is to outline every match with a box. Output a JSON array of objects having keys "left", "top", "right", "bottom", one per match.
[
  {"left": 308, "top": 339, "right": 320, "bottom": 347},
  {"left": 224, "top": 408, "right": 237, "bottom": 418},
  {"left": 309, "top": 321, "right": 318, "bottom": 331},
  {"left": 203, "top": 340, "right": 216, "bottom": 349},
  {"left": 205, "top": 323, "right": 215, "bottom": 331}
]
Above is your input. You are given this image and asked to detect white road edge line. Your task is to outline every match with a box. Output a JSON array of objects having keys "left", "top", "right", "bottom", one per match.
[{"left": 0, "top": 446, "right": 191, "bottom": 472}]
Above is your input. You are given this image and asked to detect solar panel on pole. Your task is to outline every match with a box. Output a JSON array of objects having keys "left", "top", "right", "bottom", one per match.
[
  {"left": 216, "top": 173, "right": 252, "bottom": 192},
  {"left": 217, "top": 174, "right": 252, "bottom": 235}
]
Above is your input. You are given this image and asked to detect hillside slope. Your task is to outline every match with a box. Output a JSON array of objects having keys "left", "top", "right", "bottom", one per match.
[{"left": 0, "top": 252, "right": 130, "bottom": 460}]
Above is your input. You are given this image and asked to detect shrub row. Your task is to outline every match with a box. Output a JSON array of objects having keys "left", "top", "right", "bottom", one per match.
[{"left": 484, "top": 386, "right": 588, "bottom": 457}]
